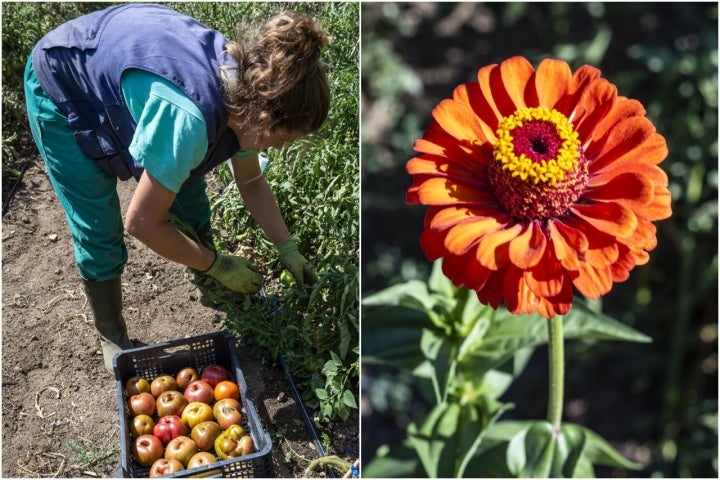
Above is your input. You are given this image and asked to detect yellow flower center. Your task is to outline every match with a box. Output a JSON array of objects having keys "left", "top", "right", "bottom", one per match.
[
  {"left": 493, "top": 107, "right": 581, "bottom": 186},
  {"left": 488, "top": 107, "right": 589, "bottom": 221}
]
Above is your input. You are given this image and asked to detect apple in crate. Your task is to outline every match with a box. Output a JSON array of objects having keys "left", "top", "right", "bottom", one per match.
[
  {"left": 149, "top": 458, "right": 184, "bottom": 477},
  {"left": 132, "top": 434, "right": 164, "bottom": 467},
  {"left": 165, "top": 435, "right": 198, "bottom": 467},
  {"left": 183, "top": 380, "right": 214, "bottom": 404},
  {"left": 200, "top": 364, "right": 228, "bottom": 387},
  {"left": 153, "top": 415, "right": 187, "bottom": 445},
  {"left": 156, "top": 390, "right": 187, "bottom": 417}
]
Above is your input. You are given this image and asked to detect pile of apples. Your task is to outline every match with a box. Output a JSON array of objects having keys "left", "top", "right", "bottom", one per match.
[{"left": 124, "top": 363, "right": 255, "bottom": 477}]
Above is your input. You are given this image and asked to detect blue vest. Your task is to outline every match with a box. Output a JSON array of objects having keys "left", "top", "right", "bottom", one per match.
[{"left": 32, "top": 3, "right": 239, "bottom": 181}]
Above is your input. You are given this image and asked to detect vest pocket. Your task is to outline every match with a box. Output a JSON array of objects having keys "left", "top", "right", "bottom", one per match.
[{"left": 73, "top": 121, "right": 135, "bottom": 180}]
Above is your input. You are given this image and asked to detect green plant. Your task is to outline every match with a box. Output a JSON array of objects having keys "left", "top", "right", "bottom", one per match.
[
  {"left": 66, "top": 438, "right": 120, "bottom": 471},
  {"left": 363, "top": 261, "right": 652, "bottom": 477}
]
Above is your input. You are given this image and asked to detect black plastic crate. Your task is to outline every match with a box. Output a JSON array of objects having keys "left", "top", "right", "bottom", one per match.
[{"left": 113, "top": 331, "right": 274, "bottom": 478}]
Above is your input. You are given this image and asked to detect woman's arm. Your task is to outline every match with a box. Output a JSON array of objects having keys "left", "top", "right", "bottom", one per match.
[
  {"left": 230, "top": 153, "right": 291, "bottom": 244},
  {"left": 125, "top": 170, "right": 216, "bottom": 271}
]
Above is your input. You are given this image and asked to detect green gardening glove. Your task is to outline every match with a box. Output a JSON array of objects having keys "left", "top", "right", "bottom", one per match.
[
  {"left": 277, "top": 238, "right": 317, "bottom": 287},
  {"left": 204, "top": 253, "right": 263, "bottom": 294}
]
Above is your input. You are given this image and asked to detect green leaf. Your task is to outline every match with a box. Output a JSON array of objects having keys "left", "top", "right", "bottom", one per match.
[
  {"left": 557, "top": 424, "right": 586, "bottom": 478},
  {"left": 461, "top": 442, "right": 515, "bottom": 477},
  {"left": 407, "top": 402, "right": 458, "bottom": 478},
  {"left": 428, "top": 259, "right": 455, "bottom": 298},
  {"left": 408, "top": 401, "right": 505, "bottom": 477},
  {"left": 515, "top": 422, "right": 555, "bottom": 478},
  {"left": 341, "top": 389, "right": 358, "bottom": 409},
  {"left": 362, "top": 279, "right": 433, "bottom": 310},
  {"left": 505, "top": 422, "right": 591, "bottom": 478},
  {"left": 563, "top": 298, "right": 652, "bottom": 343},
  {"left": 361, "top": 305, "right": 428, "bottom": 370},
  {"left": 363, "top": 441, "right": 426, "bottom": 477},
  {"left": 457, "top": 402, "right": 513, "bottom": 477},
  {"left": 566, "top": 423, "right": 642, "bottom": 471}
]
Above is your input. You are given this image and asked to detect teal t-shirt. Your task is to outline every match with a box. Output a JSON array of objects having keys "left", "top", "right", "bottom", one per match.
[{"left": 121, "top": 68, "right": 207, "bottom": 193}]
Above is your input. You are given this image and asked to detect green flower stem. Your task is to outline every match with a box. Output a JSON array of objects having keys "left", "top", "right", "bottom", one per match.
[{"left": 547, "top": 315, "right": 564, "bottom": 429}]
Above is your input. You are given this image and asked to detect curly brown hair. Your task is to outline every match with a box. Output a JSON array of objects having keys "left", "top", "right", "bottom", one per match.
[{"left": 223, "top": 11, "right": 331, "bottom": 135}]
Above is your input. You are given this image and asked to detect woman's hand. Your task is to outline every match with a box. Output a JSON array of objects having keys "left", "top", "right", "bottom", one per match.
[
  {"left": 204, "top": 253, "right": 263, "bottom": 293},
  {"left": 277, "top": 238, "right": 317, "bottom": 286}
]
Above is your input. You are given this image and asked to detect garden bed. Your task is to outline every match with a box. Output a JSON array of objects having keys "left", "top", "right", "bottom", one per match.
[{"left": 1, "top": 161, "right": 358, "bottom": 478}]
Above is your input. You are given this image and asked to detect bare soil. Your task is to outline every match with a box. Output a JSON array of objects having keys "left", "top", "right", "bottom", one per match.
[{"left": 2, "top": 156, "right": 358, "bottom": 478}]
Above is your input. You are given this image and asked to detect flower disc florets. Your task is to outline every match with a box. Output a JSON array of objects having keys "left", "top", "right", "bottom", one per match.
[{"left": 490, "top": 107, "right": 588, "bottom": 220}]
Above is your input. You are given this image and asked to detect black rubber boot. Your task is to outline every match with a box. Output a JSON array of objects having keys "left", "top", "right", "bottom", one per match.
[{"left": 82, "top": 277, "right": 134, "bottom": 374}]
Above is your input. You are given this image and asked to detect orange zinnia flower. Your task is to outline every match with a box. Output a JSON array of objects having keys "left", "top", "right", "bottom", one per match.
[{"left": 407, "top": 56, "right": 672, "bottom": 318}]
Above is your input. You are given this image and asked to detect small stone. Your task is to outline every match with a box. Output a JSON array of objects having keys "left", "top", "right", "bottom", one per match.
[{"left": 48, "top": 233, "right": 58, "bottom": 242}]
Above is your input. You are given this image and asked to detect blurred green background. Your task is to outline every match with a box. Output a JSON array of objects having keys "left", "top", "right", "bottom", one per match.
[{"left": 361, "top": 2, "right": 717, "bottom": 477}]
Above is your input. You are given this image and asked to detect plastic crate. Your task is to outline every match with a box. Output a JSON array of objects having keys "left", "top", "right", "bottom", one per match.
[{"left": 113, "top": 331, "right": 274, "bottom": 478}]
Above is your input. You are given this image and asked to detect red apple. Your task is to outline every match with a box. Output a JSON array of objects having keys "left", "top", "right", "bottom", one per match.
[
  {"left": 186, "top": 451, "right": 219, "bottom": 473},
  {"left": 125, "top": 375, "right": 151, "bottom": 396},
  {"left": 212, "top": 398, "right": 242, "bottom": 420},
  {"left": 181, "top": 402, "right": 214, "bottom": 429},
  {"left": 149, "top": 458, "right": 184, "bottom": 477},
  {"left": 151, "top": 374, "right": 178, "bottom": 398},
  {"left": 128, "top": 392, "right": 156, "bottom": 417},
  {"left": 156, "top": 390, "right": 188, "bottom": 418},
  {"left": 213, "top": 400, "right": 243, "bottom": 430},
  {"left": 190, "top": 420, "right": 222, "bottom": 451},
  {"left": 183, "top": 380, "right": 214, "bottom": 404},
  {"left": 200, "top": 364, "right": 228, "bottom": 387},
  {"left": 153, "top": 414, "right": 187, "bottom": 445},
  {"left": 165, "top": 435, "right": 198, "bottom": 467},
  {"left": 130, "top": 414, "right": 155, "bottom": 438},
  {"left": 132, "top": 434, "right": 164, "bottom": 467},
  {"left": 176, "top": 367, "right": 199, "bottom": 390}
]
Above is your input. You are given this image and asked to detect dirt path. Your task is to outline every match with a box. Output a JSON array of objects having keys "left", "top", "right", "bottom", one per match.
[{"left": 1, "top": 159, "right": 357, "bottom": 477}]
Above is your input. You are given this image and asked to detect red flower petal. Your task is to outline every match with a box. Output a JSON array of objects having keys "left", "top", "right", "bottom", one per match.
[
  {"left": 548, "top": 219, "right": 589, "bottom": 271},
  {"left": 570, "top": 263, "right": 613, "bottom": 298},
  {"left": 641, "top": 186, "right": 672, "bottom": 221},
  {"left": 444, "top": 216, "right": 506, "bottom": 255},
  {"left": 475, "top": 223, "right": 523, "bottom": 270},
  {"left": 432, "top": 98, "right": 487, "bottom": 146},
  {"left": 409, "top": 177, "right": 492, "bottom": 206},
  {"left": 539, "top": 278, "right": 573, "bottom": 317},
  {"left": 526, "top": 247, "right": 566, "bottom": 298},
  {"left": 554, "top": 64, "right": 602, "bottom": 117},
  {"left": 476, "top": 268, "right": 505, "bottom": 309},
  {"left": 503, "top": 265, "right": 541, "bottom": 315},
  {"left": 453, "top": 83, "right": 498, "bottom": 143},
  {"left": 589, "top": 161, "right": 668, "bottom": 189},
  {"left": 585, "top": 172, "right": 656, "bottom": 211},
  {"left": 508, "top": 221, "right": 547, "bottom": 269},
  {"left": 407, "top": 156, "right": 487, "bottom": 187},
  {"left": 588, "top": 96, "right": 647, "bottom": 144},
  {"left": 534, "top": 58, "right": 572, "bottom": 109},
  {"left": 574, "top": 78, "right": 617, "bottom": 143},
  {"left": 587, "top": 116, "right": 658, "bottom": 171},
  {"left": 570, "top": 202, "right": 638, "bottom": 239},
  {"left": 419, "top": 228, "right": 448, "bottom": 261},
  {"left": 428, "top": 205, "right": 506, "bottom": 231},
  {"left": 499, "top": 56, "right": 535, "bottom": 111}
]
